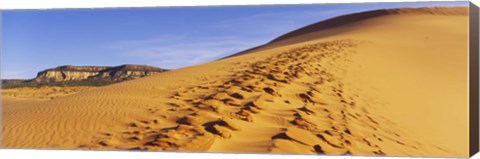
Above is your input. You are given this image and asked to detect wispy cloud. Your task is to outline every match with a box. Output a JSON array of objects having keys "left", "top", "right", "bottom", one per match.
[
  {"left": 107, "top": 35, "right": 264, "bottom": 69},
  {"left": 105, "top": 9, "right": 352, "bottom": 70},
  {"left": 106, "top": 2, "right": 465, "bottom": 70},
  {"left": 209, "top": 9, "right": 351, "bottom": 36},
  {"left": 105, "top": 34, "right": 189, "bottom": 50}
]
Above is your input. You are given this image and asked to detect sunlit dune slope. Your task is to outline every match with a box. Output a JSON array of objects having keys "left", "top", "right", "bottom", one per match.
[
  {"left": 2, "top": 7, "right": 469, "bottom": 157},
  {"left": 228, "top": 7, "right": 467, "bottom": 58}
]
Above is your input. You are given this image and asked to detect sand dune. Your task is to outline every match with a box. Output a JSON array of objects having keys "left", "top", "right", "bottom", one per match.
[
  {"left": 1, "top": 7, "right": 469, "bottom": 157},
  {"left": 228, "top": 7, "right": 468, "bottom": 58}
]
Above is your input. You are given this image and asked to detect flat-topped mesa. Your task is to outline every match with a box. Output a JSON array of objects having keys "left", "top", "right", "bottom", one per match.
[
  {"left": 44, "top": 65, "right": 111, "bottom": 72},
  {"left": 34, "top": 64, "right": 168, "bottom": 83}
]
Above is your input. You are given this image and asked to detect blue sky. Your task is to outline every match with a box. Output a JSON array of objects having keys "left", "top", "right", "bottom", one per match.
[{"left": 1, "top": 1, "right": 468, "bottom": 79}]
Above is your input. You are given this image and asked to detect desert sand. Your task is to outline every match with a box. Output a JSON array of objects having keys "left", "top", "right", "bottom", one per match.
[
  {"left": 1, "top": 7, "right": 469, "bottom": 157},
  {"left": 1, "top": 86, "right": 92, "bottom": 99}
]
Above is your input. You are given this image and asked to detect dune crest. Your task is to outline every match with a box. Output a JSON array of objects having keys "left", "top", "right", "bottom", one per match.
[
  {"left": 228, "top": 7, "right": 467, "bottom": 58},
  {"left": 270, "top": 7, "right": 467, "bottom": 44}
]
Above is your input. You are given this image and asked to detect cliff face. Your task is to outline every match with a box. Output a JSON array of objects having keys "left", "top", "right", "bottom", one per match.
[{"left": 34, "top": 65, "right": 167, "bottom": 83}]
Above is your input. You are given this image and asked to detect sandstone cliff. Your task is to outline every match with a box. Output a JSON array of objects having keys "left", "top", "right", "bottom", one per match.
[
  {"left": 34, "top": 65, "right": 166, "bottom": 82},
  {"left": 2, "top": 64, "right": 168, "bottom": 88}
]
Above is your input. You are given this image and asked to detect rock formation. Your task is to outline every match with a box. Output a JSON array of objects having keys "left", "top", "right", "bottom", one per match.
[
  {"left": 2, "top": 64, "right": 168, "bottom": 88},
  {"left": 34, "top": 64, "right": 167, "bottom": 82}
]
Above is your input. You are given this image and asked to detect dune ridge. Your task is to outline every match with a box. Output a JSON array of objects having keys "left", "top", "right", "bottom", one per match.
[
  {"left": 270, "top": 7, "right": 467, "bottom": 43},
  {"left": 2, "top": 7, "right": 469, "bottom": 157},
  {"left": 227, "top": 7, "right": 468, "bottom": 58}
]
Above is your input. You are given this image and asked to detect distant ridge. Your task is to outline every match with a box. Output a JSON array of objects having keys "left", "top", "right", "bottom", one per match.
[
  {"left": 2, "top": 64, "right": 168, "bottom": 88},
  {"left": 42, "top": 64, "right": 163, "bottom": 72},
  {"left": 224, "top": 7, "right": 468, "bottom": 58}
]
